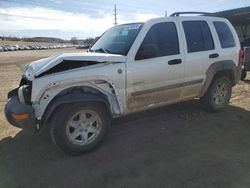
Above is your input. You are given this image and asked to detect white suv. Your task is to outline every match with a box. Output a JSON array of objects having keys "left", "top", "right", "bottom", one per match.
[{"left": 5, "top": 12, "right": 243, "bottom": 155}]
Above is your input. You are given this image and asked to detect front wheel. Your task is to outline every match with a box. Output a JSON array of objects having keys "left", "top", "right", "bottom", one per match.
[
  {"left": 201, "top": 76, "right": 232, "bottom": 112},
  {"left": 50, "top": 103, "right": 110, "bottom": 155}
]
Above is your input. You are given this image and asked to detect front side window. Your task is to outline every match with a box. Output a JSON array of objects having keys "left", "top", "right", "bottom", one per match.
[
  {"left": 182, "top": 21, "right": 214, "bottom": 53},
  {"left": 135, "top": 22, "right": 179, "bottom": 60},
  {"left": 89, "top": 23, "right": 143, "bottom": 55},
  {"left": 213, "top": 21, "right": 235, "bottom": 48}
]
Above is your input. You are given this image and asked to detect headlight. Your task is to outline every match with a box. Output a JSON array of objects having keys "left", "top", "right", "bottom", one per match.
[{"left": 24, "top": 66, "right": 35, "bottom": 81}]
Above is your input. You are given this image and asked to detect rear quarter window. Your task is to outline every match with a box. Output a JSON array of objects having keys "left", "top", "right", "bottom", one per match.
[{"left": 213, "top": 21, "right": 235, "bottom": 48}]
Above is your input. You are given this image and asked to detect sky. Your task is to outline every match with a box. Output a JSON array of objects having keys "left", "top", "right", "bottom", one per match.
[{"left": 0, "top": 0, "right": 249, "bottom": 39}]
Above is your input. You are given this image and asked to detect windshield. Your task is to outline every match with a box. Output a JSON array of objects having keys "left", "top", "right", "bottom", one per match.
[{"left": 89, "top": 23, "right": 143, "bottom": 55}]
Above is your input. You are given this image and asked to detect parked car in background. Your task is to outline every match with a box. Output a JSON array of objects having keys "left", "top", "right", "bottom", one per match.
[
  {"left": 76, "top": 44, "right": 91, "bottom": 49},
  {"left": 241, "top": 38, "right": 250, "bottom": 47},
  {"left": 0, "top": 44, "right": 74, "bottom": 52},
  {"left": 240, "top": 38, "right": 250, "bottom": 80},
  {"left": 241, "top": 47, "right": 250, "bottom": 80}
]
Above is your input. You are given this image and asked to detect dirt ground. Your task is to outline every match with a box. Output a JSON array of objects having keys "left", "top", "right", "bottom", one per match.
[{"left": 0, "top": 49, "right": 250, "bottom": 188}]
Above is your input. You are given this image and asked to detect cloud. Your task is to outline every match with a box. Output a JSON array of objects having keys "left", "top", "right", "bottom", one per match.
[
  {"left": 0, "top": 6, "right": 113, "bottom": 32},
  {"left": 0, "top": 6, "right": 161, "bottom": 38},
  {"left": 132, "top": 13, "right": 161, "bottom": 22},
  {"left": 50, "top": 0, "right": 62, "bottom": 4}
]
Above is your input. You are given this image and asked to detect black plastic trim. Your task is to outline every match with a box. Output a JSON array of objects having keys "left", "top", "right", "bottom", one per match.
[
  {"left": 7, "top": 88, "right": 18, "bottom": 99},
  {"left": 42, "top": 92, "right": 110, "bottom": 125},
  {"left": 170, "top": 12, "right": 212, "bottom": 17},
  {"left": 199, "top": 60, "right": 241, "bottom": 97},
  {"left": 4, "top": 96, "right": 37, "bottom": 134}
]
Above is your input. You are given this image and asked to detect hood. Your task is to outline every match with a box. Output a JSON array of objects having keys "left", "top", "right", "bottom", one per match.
[{"left": 28, "top": 52, "right": 127, "bottom": 76}]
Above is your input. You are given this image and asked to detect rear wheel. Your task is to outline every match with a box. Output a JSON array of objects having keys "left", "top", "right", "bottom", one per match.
[
  {"left": 50, "top": 103, "right": 110, "bottom": 155},
  {"left": 201, "top": 76, "right": 232, "bottom": 112}
]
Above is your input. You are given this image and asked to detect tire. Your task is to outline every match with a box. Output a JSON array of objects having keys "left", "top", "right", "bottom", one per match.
[
  {"left": 240, "top": 69, "right": 247, "bottom": 81},
  {"left": 201, "top": 76, "right": 232, "bottom": 112},
  {"left": 50, "top": 103, "right": 110, "bottom": 155}
]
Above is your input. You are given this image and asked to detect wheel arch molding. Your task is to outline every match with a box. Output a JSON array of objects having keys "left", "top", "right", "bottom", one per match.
[
  {"left": 41, "top": 89, "right": 111, "bottom": 126},
  {"left": 199, "top": 60, "right": 240, "bottom": 97}
]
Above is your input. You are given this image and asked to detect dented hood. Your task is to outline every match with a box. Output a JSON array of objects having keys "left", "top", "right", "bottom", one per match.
[{"left": 28, "top": 52, "right": 127, "bottom": 76}]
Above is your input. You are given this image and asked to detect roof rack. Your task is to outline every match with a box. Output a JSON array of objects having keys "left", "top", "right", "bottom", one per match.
[{"left": 170, "top": 12, "right": 212, "bottom": 17}]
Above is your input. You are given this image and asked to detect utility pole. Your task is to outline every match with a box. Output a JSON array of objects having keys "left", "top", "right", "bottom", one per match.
[
  {"left": 113, "top": 4, "right": 117, "bottom": 25},
  {"left": 165, "top": 10, "right": 167, "bottom": 17}
]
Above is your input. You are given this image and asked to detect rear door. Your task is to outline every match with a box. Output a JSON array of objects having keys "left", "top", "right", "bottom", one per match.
[
  {"left": 180, "top": 18, "right": 217, "bottom": 98},
  {"left": 126, "top": 19, "right": 185, "bottom": 110}
]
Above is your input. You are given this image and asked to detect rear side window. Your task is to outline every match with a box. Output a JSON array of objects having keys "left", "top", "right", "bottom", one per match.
[
  {"left": 182, "top": 21, "right": 214, "bottom": 53},
  {"left": 213, "top": 21, "right": 235, "bottom": 48},
  {"left": 135, "top": 22, "right": 179, "bottom": 60}
]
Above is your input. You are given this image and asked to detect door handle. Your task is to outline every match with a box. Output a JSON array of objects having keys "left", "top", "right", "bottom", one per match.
[
  {"left": 209, "top": 53, "right": 219, "bottom": 58},
  {"left": 168, "top": 59, "right": 182, "bottom": 65}
]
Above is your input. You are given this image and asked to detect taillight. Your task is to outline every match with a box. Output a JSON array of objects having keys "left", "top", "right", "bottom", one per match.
[{"left": 238, "top": 48, "right": 244, "bottom": 67}]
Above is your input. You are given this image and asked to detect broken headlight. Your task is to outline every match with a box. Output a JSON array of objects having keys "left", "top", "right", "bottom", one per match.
[{"left": 24, "top": 66, "right": 35, "bottom": 81}]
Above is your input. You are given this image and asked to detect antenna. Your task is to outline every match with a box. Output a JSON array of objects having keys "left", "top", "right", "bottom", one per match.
[{"left": 113, "top": 4, "right": 117, "bottom": 25}]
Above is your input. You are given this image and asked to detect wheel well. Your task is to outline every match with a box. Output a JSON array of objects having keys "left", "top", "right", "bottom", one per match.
[
  {"left": 46, "top": 101, "right": 109, "bottom": 124},
  {"left": 214, "top": 69, "right": 235, "bottom": 85},
  {"left": 199, "top": 67, "right": 236, "bottom": 97},
  {"left": 54, "top": 86, "right": 108, "bottom": 98},
  {"left": 41, "top": 86, "right": 111, "bottom": 126}
]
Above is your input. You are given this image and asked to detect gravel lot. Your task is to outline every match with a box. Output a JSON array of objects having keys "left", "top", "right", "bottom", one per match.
[{"left": 0, "top": 49, "right": 250, "bottom": 188}]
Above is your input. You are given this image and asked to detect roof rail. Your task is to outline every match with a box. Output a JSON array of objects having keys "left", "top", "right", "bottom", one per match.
[{"left": 170, "top": 12, "right": 212, "bottom": 17}]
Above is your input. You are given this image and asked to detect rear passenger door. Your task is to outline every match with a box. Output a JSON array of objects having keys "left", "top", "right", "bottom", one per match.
[{"left": 180, "top": 19, "right": 217, "bottom": 98}]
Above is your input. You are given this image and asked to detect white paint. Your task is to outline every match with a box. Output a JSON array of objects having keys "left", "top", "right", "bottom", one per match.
[{"left": 19, "top": 16, "right": 240, "bottom": 118}]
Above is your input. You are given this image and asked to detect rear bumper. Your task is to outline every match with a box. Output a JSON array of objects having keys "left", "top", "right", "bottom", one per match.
[{"left": 4, "top": 95, "right": 37, "bottom": 134}]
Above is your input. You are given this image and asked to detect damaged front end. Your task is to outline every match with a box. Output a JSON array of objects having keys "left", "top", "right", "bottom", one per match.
[
  {"left": 5, "top": 52, "right": 126, "bottom": 133},
  {"left": 5, "top": 76, "right": 37, "bottom": 133},
  {"left": 37, "top": 60, "right": 100, "bottom": 78}
]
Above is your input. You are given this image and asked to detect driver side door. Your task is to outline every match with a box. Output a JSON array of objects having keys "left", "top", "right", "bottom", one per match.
[{"left": 126, "top": 21, "right": 185, "bottom": 110}]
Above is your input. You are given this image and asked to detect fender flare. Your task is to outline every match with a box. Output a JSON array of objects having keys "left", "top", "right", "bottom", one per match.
[
  {"left": 41, "top": 92, "right": 110, "bottom": 124},
  {"left": 199, "top": 60, "right": 241, "bottom": 97}
]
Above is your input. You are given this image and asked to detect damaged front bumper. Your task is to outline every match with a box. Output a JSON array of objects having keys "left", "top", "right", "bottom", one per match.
[{"left": 4, "top": 89, "right": 37, "bottom": 134}]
